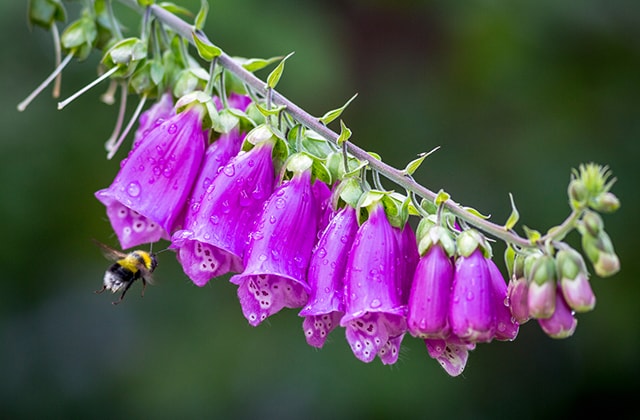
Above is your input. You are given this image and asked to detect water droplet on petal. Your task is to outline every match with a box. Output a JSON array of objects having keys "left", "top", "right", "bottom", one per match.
[
  {"left": 275, "top": 198, "right": 286, "bottom": 209},
  {"left": 168, "top": 123, "right": 178, "bottom": 134},
  {"left": 466, "top": 291, "right": 475, "bottom": 301},
  {"left": 317, "top": 248, "right": 327, "bottom": 258},
  {"left": 126, "top": 181, "right": 141, "bottom": 197},
  {"left": 223, "top": 164, "right": 235, "bottom": 177},
  {"left": 370, "top": 299, "right": 381, "bottom": 309},
  {"left": 210, "top": 215, "right": 220, "bottom": 225},
  {"left": 269, "top": 216, "right": 277, "bottom": 224}
]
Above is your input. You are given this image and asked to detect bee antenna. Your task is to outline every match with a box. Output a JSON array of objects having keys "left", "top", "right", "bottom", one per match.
[{"left": 155, "top": 247, "right": 173, "bottom": 255}]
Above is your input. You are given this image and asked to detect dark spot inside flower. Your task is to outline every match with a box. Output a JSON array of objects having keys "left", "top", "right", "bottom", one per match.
[
  {"left": 204, "top": 250, "right": 211, "bottom": 257},
  {"left": 261, "top": 291, "right": 268, "bottom": 296},
  {"left": 366, "top": 324, "right": 374, "bottom": 333},
  {"left": 356, "top": 321, "right": 364, "bottom": 328}
]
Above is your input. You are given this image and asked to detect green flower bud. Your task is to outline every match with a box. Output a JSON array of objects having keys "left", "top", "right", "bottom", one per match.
[
  {"left": 590, "top": 192, "right": 620, "bottom": 213},
  {"left": 556, "top": 248, "right": 595, "bottom": 312},
  {"left": 568, "top": 179, "right": 588, "bottom": 210},
  {"left": 581, "top": 230, "right": 620, "bottom": 278},
  {"left": 582, "top": 210, "right": 603, "bottom": 237},
  {"left": 527, "top": 255, "right": 557, "bottom": 319}
]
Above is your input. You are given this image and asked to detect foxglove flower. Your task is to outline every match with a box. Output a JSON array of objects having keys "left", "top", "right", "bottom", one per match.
[
  {"left": 396, "top": 223, "right": 419, "bottom": 304},
  {"left": 450, "top": 247, "right": 495, "bottom": 343},
  {"left": 341, "top": 203, "right": 407, "bottom": 363},
  {"left": 425, "top": 337, "right": 475, "bottom": 377},
  {"left": 300, "top": 206, "right": 358, "bottom": 348},
  {"left": 96, "top": 104, "right": 207, "bottom": 249},
  {"left": 133, "top": 92, "right": 175, "bottom": 144},
  {"left": 486, "top": 259, "right": 519, "bottom": 341},
  {"left": 230, "top": 169, "right": 321, "bottom": 326},
  {"left": 538, "top": 286, "right": 578, "bottom": 338},
  {"left": 172, "top": 139, "right": 276, "bottom": 285},
  {"left": 407, "top": 241, "right": 454, "bottom": 339}
]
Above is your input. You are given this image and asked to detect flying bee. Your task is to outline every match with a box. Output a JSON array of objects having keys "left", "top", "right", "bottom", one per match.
[{"left": 93, "top": 240, "right": 158, "bottom": 305}]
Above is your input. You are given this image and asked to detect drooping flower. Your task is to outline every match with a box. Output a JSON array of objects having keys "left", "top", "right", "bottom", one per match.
[
  {"left": 300, "top": 205, "right": 358, "bottom": 348},
  {"left": 449, "top": 244, "right": 495, "bottom": 343},
  {"left": 396, "top": 223, "right": 419, "bottom": 305},
  {"left": 507, "top": 276, "right": 530, "bottom": 324},
  {"left": 538, "top": 285, "right": 578, "bottom": 338},
  {"left": 171, "top": 138, "right": 276, "bottom": 286},
  {"left": 486, "top": 259, "right": 519, "bottom": 341},
  {"left": 133, "top": 92, "right": 175, "bottom": 144},
  {"left": 425, "top": 336, "right": 475, "bottom": 377},
  {"left": 95, "top": 104, "right": 207, "bottom": 249},
  {"left": 230, "top": 168, "right": 322, "bottom": 326},
  {"left": 407, "top": 241, "right": 454, "bottom": 339},
  {"left": 340, "top": 202, "right": 407, "bottom": 363}
]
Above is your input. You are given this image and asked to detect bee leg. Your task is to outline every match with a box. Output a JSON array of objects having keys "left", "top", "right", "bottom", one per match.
[
  {"left": 141, "top": 278, "right": 147, "bottom": 298},
  {"left": 112, "top": 282, "right": 134, "bottom": 305},
  {"left": 94, "top": 285, "right": 107, "bottom": 295}
]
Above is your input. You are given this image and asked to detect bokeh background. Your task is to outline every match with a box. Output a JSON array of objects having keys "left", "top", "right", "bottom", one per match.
[{"left": 2, "top": 0, "right": 638, "bottom": 418}]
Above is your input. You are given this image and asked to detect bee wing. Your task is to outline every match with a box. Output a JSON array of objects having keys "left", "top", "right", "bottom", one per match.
[{"left": 92, "top": 239, "right": 127, "bottom": 261}]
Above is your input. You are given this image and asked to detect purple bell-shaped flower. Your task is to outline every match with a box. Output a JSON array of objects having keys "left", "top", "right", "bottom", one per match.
[
  {"left": 171, "top": 138, "right": 276, "bottom": 286},
  {"left": 340, "top": 202, "right": 407, "bottom": 363},
  {"left": 95, "top": 104, "right": 207, "bottom": 249},
  {"left": 486, "top": 258, "right": 519, "bottom": 341},
  {"left": 299, "top": 205, "right": 358, "bottom": 348},
  {"left": 230, "top": 168, "right": 323, "bottom": 326}
]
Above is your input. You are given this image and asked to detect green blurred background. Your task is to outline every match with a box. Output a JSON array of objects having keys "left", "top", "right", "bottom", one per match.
[{"left": 2, "top": 0, "right": 638, "bottom": 418}]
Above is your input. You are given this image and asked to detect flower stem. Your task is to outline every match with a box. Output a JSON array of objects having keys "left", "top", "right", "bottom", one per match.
[
  {"left": 116, "top": 0, "right": 566, "bottom": 250},
  {"left": 17, "top": 53, "right": 73, "bottom": 111}
]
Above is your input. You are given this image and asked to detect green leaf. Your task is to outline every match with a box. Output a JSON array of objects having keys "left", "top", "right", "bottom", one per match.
[
  {"left": 403, "top": 146, "right": 440, "bottom": 176},
  {"left": 210, "top": 109, "right": 240, "bottom": 134},
  {"left": 504, "top": 193, "right": 520, "bottom": 231},
  {"left": 267, "top": 52, "right": 295, "bottom": 89},
  {"left": 523, "top": 226, "right": 541, "bottom": 244},
  {"left": 158, "top": 2, "right": 194, "bottom": 17},
  {"left": 254, "top": 101, "right": 286, "bottom": 118},
  {"left": 137, "top": 0, "right": 154, "bottom": 6},
  {"left": 150, "top": 60, "right": 165, "bottom": 86},
  {"left": 240, "top": 56, "right": 283, "bottom": 72},
  {"left": 192, "top": 30, "right": 221, "bottom": 61},
  {"left": 194, "top": 0, "right": 208, "bottom": 30},
  {"left": 319, "top": 93, "right": 358, "bottom": 125},
  {"left": 435, "top": 189, "right": 450, "bottom": 206},
  {"left": 464, "top": 206, "right": 490, "bottom": 219},
  {"left": 29, "top": 0, "right": 66, "bottom": 28},
  {"left": 337, "top": 120, "right": 352, "bottom": 146}
]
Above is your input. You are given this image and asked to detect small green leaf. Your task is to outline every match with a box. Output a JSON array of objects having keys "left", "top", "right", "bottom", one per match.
[
  {"left": 337, "top": 120, "right": 352, "bottom": 146},
  {"left": 403, "top": 146, "right": 440, "bottom": 176},
  {"left": 137, "top": 0, "right": 154, "bottom": 6},
  {"left": 194, "top": 0, "right": 208, "bottom": 30},
  {"left": 240, "top": 56, "right": 283, "bottom": 72},
  {"left": 150, "top": 60, "right": 165, "bottom": 85},
  {"left": 254, "top": 101, "right": 286, "bottom": 118},
  {"left": 464, "top": 206, "right": 490, "bottom": 219},
  {"left": 319, "top": 93, "right": 358, "bottom": 125},
  {"left": 504, "top": 193, "right": 520, "bottom": 231},
  {"left": 267, "top": 52, "right": 295, "bottom": 89},
  {"left": 368, "top": 152, "right": 382, "bottom": 161},
  {"left": 523, "top": 226, "right": 541, "bottom": 244},
  {"left": 192, "top": 30, "right": 221, "bottom": 61},
  {"left": 158, "top": 2, "right": 194, "bottom": 17},
  {"left": 338, "top": 177, "right": 365, "bottom": 209},
  {"left": 435, "top": 189, "right": 450, "bottom": 206},
  {"left": 210, "top": 109, "right": 240, "bottom": 134}
]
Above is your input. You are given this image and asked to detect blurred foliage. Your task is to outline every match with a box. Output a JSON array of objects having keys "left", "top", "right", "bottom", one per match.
[{"left": 1, "top": 0, "right": 638, "bottom": 418}]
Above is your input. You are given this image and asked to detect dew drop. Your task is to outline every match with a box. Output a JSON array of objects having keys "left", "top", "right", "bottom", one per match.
[
  {"left": 317, "top": 248, "right": 327, "bottom": 258},
  {"left": 223, "top": 164, "right": 235, "bottom": 177},
  {"left": 275, "top": 198, "right": 286, "bottom": 209},
  {"left": 126, "top": 181, "right": 141, "bottom": 197},
  {"left": 269, "top": 215, "right": 277, "bottom": 224},
  {"left": 370, "top": 299, "right": 381, "bottom": 309},
  {"left": 210, "top": 215, "right": 220, "bottom": 225},
  {"left": 340, "top": 235, "right": 350, "bottom": 244},
  {"left": 167, "top": 123, "right": 178, "bottom": 134},
  {"left": 271, "top": 249, "right": 280, "bottom": 260},
  {"left": 466, "top": 291, "right": 475, "bottom": 301},
  {"left": 258, "top": 254, "right": 268, "bottom": 262},
  {"left": 324, "top": 287, "right": 331, "bottom": 294}
]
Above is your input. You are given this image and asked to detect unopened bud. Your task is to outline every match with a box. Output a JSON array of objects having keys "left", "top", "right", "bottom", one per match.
[
  {"left": 568, "top": 179, "right": 588, "bottom": 209},
  {"left": 556, "top": 249, "right": 595, "bottom": 312},
  {"left": 590, "top": 192, "right": 620, "bottom": 213},
  {"left": 538, "top": 286, "right": 578, "bottom": 339},
  {"left": 507, "top": 276, "right": 530, "bottom": 324},
  {"left": 582, "top": 230, "right": 620, "bottom": 278},
  {"left": 527, "top": 255, "right": 556, "bottom": 319},
  {"left": 582, "top": 210, "right": 603, "bottom": 236}
]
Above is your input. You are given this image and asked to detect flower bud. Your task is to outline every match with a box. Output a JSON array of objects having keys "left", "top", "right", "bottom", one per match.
[
  {"left": 568, "top": 179, "right": 588, "bottom": 209},
  {"left": 527, "top": 255, "right": 556, "bottom": 319},
  {"left": 581, "top": 230, "right": 620, "bottom": 278},
  {"left": 590, "top": 192, "right": 620, "bottom": 213},
  {"left": 581, "top": 210, "right": 603, "bottom": 237},
  {"left": 507, "top": 276, "right": 530, "bottom": 324},
  {"left": 556, "top": 249, "right": 595, "bottom": 312},
  {"left": 538, "top": 286, "right": 577, "bottom": 339}
]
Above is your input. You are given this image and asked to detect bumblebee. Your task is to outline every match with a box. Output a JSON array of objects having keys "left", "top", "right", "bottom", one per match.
[{"left": 93, "top": 240, "right": 158, "bottom": 305}]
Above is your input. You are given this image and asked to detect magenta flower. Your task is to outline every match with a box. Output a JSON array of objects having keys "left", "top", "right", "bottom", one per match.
[
  {"left": 340, "top": 203, "right": 407, "bottom": 363},
  {"left": 133, "top": 92, "right": 175, "bottom": 144},
  {"left": 486, "top": 259, "right": 519, "bottom": 341},
  {"left": 396, "top": 223, "right": 419, "bottom": 305},
  {"left": 230, "top": 169, "right": 322, "bottom": 326},
  {"left": 96, "top": 104, "right": 207, "bottom": 249},
  {"left": 425, "top": 337, "right": 475, "bottom": 377},
  {"left": 299, "top": 205, "right": 358, "bottom": 348},
  {"left": 538, "top": 286, "right": 578, "bottom": 338},
  {"left": 171, "top": 139, "right": 276, "bottom": 286},
  {"left": 450, "top": 248, "right": 495, "bottom": 343},
  {"left": 407, "top": 243, "right": 454, "bottom": 339}
]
